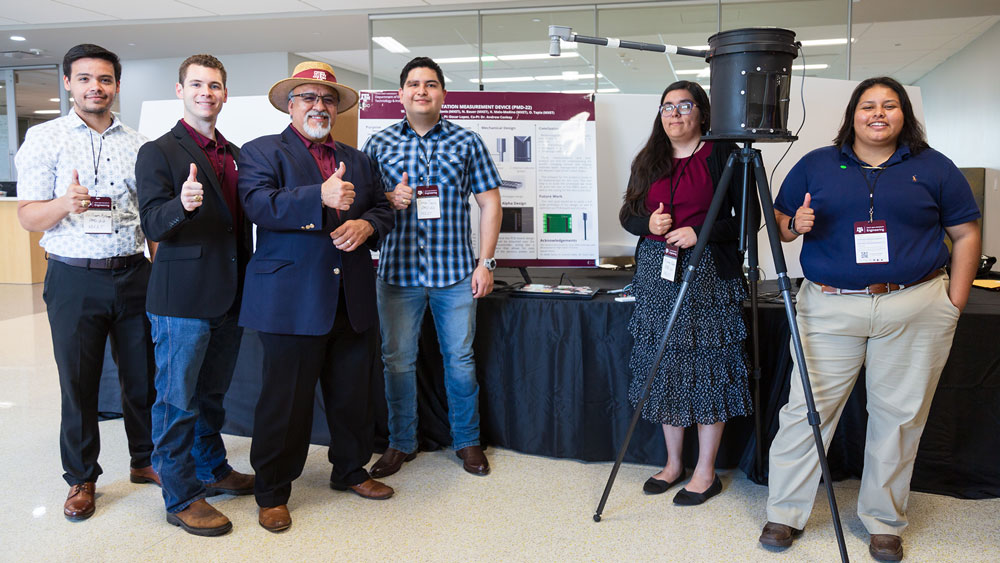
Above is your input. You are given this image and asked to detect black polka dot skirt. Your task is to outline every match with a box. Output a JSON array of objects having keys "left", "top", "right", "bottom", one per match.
[{"left": 627, "top": 237, "right": 753, "bottom": 427}]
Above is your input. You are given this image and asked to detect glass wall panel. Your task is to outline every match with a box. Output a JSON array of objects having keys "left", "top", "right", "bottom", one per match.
[
  {"left": 850, "top": 1, "right": 1000, "bottom": 83},
  {"left": 597, "top": 1, "right": 719, "bottom": 95},
  {"left": 371, "top": 13, "right": 479, "bottom": 92},
  {"left": 480, "top": 8, "right": 598, "bottom": 93},
  {"left": 721, "top": 0, "right": 849, "bottom": 80},
  {"left": 1, "top": 71, "right": 11, "bottom": 183}
]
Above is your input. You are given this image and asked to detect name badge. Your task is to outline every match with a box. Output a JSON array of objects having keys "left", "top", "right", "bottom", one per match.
[
  {"left": 854, "top": 220, "right": 889, "bottom": 264},
  {"left": 84, "top": 197, "right": 113, "bottom": 234},
  {"left": 416, "top": 185, "right": 441, "bottom": 220},
  {"left": 660, "top": 244, "right": 680, "bottom": 281}
]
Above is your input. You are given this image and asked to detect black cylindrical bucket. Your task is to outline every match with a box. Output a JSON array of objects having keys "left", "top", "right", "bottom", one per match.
[{"left": 705, "top": 27, "right": 798, "bottom": 142}]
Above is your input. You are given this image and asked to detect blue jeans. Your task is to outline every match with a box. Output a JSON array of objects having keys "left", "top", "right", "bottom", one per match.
[
  {"left": 376, "top": 275, "right": 480, "bottom": 454},
  {"left": 148, "top": 312, "right": 242, "bottom": 513}
]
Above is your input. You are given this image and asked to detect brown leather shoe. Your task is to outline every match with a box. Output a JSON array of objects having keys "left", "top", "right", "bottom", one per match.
[
  {"left": 205, "top": 470, "right": 255, "bottom": 496},
  {"left": 455, "top": 445, "right": 490, "bottom": 476},
  {"left": 258, "top": 505, "right": 291, "bottom": 533},
  {"left": 330, "top": 478, "right": 394, "bottom": 500},
  {"left": 166, "top": 499, "right": 232, "bottom": 537},
  {"left": 370, "top": 447, "right": 417, "bottom": 478},
  {"left": 64, "top": 482, "right": 96, "bottom": 521},
  {"left": 129, "top": 465, "right": 161, "bottom": 487},
  {"left": 758, "top": 521, "right": 803, "bottom": 548},
  {"left": 869, "top": 534, "right": 903, "bottom": 561}
]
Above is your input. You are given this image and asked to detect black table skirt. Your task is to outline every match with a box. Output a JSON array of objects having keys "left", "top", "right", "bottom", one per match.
[{"left": 99, "top": 270, "right": 1000, "bottom": 499}]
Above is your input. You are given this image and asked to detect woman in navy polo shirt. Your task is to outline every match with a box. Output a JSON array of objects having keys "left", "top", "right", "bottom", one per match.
[
  {"left": 759, "top": 77, "right": 981, "bottom": 562},
  {"left": 619, "top": 81, "right": 754, "bottom": 505}
]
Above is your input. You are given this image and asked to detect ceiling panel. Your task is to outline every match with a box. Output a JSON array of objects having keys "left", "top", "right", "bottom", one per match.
[{"left": 55, "top": 1, "right": 212, "bottom": 20}]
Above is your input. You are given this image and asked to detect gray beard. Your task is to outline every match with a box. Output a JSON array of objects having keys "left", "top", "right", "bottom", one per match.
[{"left": 302, "top": 119, "right": 331, "bottom": 139}]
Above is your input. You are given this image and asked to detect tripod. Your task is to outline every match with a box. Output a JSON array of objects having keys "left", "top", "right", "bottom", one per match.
[{"left": 593, "top": 143, "right": 850, "bottom": 563}]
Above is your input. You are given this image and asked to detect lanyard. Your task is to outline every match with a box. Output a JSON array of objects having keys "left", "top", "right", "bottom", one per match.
[
  {"left": 856, "top": 164, "right": 885, "bottom": 222},
  {"left": 415, "top": 131, "right": 439, "bottom": 184},
  {"left": 88, "top": 130, "right": 104, "bottom": 190},
  {"left": 667, "top": 142, "right": 701, "bottom": 215}
]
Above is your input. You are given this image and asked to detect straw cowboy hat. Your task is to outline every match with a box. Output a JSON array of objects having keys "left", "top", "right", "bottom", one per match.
[{"left": 267, "top": 61, "right": 359, "bottom": 114}]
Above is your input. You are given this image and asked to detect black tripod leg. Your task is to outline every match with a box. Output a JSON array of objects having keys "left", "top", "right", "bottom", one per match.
[
  {"left": 593, "top": 152, "right": 739, "bottom": 522},
  {"left": 751, "top": 151, "right": 850, "bottom": 563}
]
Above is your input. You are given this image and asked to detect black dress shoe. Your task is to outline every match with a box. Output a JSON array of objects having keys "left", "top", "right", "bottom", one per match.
[
  {"left": 673, "top": 474, "right": 722, "bottom": 505},
  {"left": 642, "top": 469, "right": 688, "bottom": 495},
  {"left": 370, "top": 447, "right": 417, "bottom": 479}
]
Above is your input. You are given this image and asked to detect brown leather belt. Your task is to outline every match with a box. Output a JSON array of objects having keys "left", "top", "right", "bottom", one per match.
[
  {"left": 48, "top": 253, "right": 147, "bottom": 270},
  {"left": 820, "top": 269, "right": 944, "bottom": 295}
]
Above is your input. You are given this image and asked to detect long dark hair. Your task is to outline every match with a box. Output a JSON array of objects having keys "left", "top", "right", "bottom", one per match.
[
  {"left": 620, "top": 81, "right": 710, "bottom": 223},
  {"left": 833, "top": 76, "right": 928, "bottom": 155}
]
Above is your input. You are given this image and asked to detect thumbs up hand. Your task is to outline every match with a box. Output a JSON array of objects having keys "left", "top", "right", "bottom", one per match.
[
  {"left": 792, "top": 192, "right": 814, "bottom": 235},
  {"left": 321, "top": 161, "right": 356, "bottom": 211},
  {"left": 390, "top": 171, "right": 414, "bottom": 210},
  {"left": 648, "top": 202, "right": 673, "bottom": 236},
  {"left": 64, "top": 169, "right": 92, "bottom": 214},
  {"left": 180, "top": 163, "right": 204, "bottom": 212}
]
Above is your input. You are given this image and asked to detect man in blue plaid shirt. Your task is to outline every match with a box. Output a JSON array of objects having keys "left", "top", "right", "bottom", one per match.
[{"left": 363, "top": 57, "right": 502, "bottom": 477}]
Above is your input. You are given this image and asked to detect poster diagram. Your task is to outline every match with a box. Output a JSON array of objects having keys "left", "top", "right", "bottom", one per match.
[{"left": 358, "top": 91, "right": 598, "bottom": 267}]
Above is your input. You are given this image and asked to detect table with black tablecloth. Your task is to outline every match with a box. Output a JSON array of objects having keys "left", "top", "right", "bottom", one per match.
[{"left": 99, "top": 269, "right": 1000, "bottom": 499}]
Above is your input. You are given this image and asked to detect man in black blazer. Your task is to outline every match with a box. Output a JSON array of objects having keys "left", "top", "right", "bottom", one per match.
[
  {"left": 136, "top": 54, "right": 254, "bottom": 537},
  {"left": 238, "top": 62, "right": 395, "bottom": 533}
]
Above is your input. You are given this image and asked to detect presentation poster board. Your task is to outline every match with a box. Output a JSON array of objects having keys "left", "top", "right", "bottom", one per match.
[{"left": 358, "top": 91, "right": 599, "bottom": 267}]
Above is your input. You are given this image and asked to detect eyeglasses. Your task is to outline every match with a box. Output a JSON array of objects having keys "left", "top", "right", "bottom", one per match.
[
  {"left": 290, "top": 93, "right": 339, "bottom": 107},
  {"left": 659, "top": 101, "right": 694, "bottom": 116}
]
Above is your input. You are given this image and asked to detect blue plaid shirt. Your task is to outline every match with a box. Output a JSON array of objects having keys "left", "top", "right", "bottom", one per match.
[{"left": 364, "top": 119, "right": 501, "bottom": 287}]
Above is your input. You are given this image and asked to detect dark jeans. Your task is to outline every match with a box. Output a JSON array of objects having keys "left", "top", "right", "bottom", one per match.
[
  {"left": 43, "top": 258, "right": 156, "bottom": 486},
  {"left": 250, "top": 296, "right": 376, "bottom": 508}
]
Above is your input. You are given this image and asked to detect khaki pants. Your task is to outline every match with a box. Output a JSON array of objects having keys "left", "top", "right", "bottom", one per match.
[{"left": 765, "top": 276, "right": 960, "bottom": 535}]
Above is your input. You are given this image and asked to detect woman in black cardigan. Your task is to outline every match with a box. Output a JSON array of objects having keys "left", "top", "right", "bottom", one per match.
[{"left": 619, "top": 80, "right": 754, "bottom": 505}]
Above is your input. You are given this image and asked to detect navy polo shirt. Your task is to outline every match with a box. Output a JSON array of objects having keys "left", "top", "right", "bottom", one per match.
[{"left": 774, "top": 144, "right": 980, "bottom": 289}]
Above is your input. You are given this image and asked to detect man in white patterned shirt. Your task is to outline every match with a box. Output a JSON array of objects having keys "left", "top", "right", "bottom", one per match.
[{"left": 15, "top": 44, "right": 158, "bottom": 522}]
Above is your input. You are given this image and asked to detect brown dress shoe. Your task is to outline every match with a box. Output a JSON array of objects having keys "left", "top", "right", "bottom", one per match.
[
  {"left": 129, "top": 465, "right": 161, "bottom": 487},
  {"left": 869, "top": 534, "right": 903, "bottom": 561},
  {"left": 258, "top": 505, "right": 292, "bottom": 533},
  {"left": 758, "top": 521, "right": 803, "bottom": 548},
  {"left": 455, "top": 445, "right": 490, "bottom": 476},
  {"left": 166, "top": 499, "right": 232, "bottom": 537},
  {"left": 330, "top": 478, "right": 394, "bottom": 500},
  {"left": 64, "top": 482, "right": 96, "bottom": 521},
  {"left": 205, "top": 470, "right": 255, "bottom": 496},
  {"left": 370, "top": 447, "right": 417, "bottom": 478}
]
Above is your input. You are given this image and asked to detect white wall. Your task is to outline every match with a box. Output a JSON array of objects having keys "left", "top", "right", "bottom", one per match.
[{"left": 917, "top": 21, "right": 1000, "bottom": 169}]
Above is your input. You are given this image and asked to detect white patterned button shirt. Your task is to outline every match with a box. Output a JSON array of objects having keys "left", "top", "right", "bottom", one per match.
[{"left": 14, "top": 111, "right": 147, "bottom": 258}]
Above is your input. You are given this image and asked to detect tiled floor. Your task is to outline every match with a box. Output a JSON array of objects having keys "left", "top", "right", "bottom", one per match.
[{"left": 1, "top": 282, "right": 998, "bottom": 562}]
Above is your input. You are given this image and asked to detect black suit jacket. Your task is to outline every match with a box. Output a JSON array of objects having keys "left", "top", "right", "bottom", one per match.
[
  {"left": 236, "top": 125, "right": 394, "bottom": 336},
  {"left": 137, "top": 121, "right": 251, "bottom": 318}
]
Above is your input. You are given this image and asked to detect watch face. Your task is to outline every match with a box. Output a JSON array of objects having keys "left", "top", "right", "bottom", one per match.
[{"left": 483, "top": 258, "right": 497, "bottom": 271}]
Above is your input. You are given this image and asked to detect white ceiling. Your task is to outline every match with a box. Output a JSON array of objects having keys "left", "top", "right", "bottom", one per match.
[{"left": 1, "top": 0, "right": 998, "bottom": 108}]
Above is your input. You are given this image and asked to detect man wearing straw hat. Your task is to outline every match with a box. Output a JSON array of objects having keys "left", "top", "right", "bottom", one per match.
[{"left": 237, "top": 61, "right": 395, "bottom": 533}]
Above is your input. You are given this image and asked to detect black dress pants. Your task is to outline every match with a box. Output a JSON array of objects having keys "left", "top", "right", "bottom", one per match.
[
  {"left": 43, "top": 259, "right": 156, "bottom": 485},
  {"left": 250, "top": 295, "right": 376, "bottom": 508}
]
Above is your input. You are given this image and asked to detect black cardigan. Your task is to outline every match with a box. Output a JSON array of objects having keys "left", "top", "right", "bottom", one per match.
[{"left": 619, "top": 141, "right": 758, "bottom": 280}]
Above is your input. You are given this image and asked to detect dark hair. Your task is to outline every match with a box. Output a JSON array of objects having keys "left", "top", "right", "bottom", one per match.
[
  {"left": 399, "top": 57, "right": 445, "bottom": 89},
  {"left": 63, "top": 44, "right": 121, "bottom": 82},
  {"left": 833, "top": 76, "right": 928, "bottom": 155},
  {"left": 619, "top": 81, "right": 710, "bottom": 223},
  {"left": 179, "top": 54, "right": 227, "bottom": 87}
]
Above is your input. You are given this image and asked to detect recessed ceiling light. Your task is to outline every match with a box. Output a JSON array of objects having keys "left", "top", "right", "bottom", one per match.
[
  {"left": 34, "top": 110, "right": 61, "bottom": 115},
  {"left": 10, "top": 35, "right": 26, "bottom": 41},
  {"left": 532, "top": 18, "right": 541, "bottom": 23},
  {"left": 49, "top": 98, "right": 60, "bottom": 102},
  {"left": 372, "top": 36, "right": 410, "bottom": 54}
]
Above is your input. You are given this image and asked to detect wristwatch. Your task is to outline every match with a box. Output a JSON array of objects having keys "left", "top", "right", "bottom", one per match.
[
  {"left": 788, "top": 216, "right": 802, "bottom": 236},
  {"left": 481, "top": 257, "right": 497, "bottom": 271}
]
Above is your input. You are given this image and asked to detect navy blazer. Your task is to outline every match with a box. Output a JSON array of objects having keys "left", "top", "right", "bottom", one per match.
[
  {"left": 137, "top": 121, "right": 251, "bottom": 318},
  {"left": 237, "top": 125, "right": 394, "bottom": 336}
]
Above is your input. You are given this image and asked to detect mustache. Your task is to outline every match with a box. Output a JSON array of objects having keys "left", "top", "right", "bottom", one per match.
[{"left": 306, "top": 110, "right": 331, "bottom": 119}]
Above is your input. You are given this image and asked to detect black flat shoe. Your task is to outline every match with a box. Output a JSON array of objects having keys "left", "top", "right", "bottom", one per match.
[
  {"left": 673, "top": 474, "right": 722, "bottom": 505},
  {"left": 642, "top": 469, "right": 688, "bottom": 495}
]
